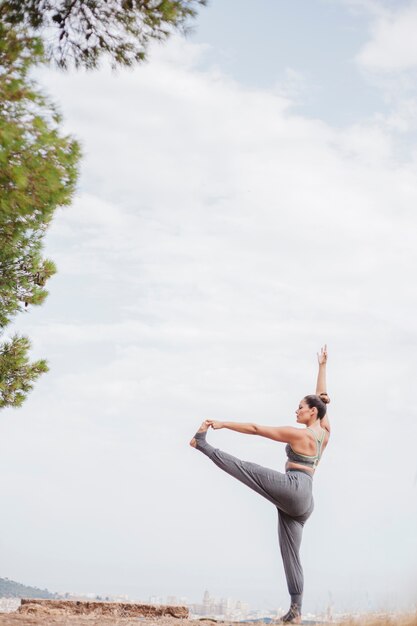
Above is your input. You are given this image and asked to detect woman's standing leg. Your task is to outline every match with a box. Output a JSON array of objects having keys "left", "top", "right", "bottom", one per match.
[
  {"left": 276, "top": 488, "right": 314, "bottom": 623},
  {"left": 277, "top": 511, "right": 305, "bottom": 622}
]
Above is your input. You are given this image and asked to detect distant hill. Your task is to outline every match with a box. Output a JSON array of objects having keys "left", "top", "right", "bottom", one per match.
[{"left": 0, "top": 577, "right": 58, "bottom": 599}]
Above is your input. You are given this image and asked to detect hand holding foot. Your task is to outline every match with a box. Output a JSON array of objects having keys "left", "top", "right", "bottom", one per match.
[
  {"left": 206, "top": 420, "right": 224, "bottom": 430},
  {"left": 189, "top": 420, "right": 211, "bottom": 448}
]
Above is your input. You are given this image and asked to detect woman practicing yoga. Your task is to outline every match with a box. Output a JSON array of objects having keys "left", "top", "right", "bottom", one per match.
[{"left": 190, "top": 346, "right": 331, "bottom": 624}]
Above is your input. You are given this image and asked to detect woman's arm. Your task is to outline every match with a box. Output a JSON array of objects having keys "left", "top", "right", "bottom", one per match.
[
  {"left": 316, "top": 345, "right": 331, "bottom": 433},
  {"left": 209, "top": 421, "right": 257, "bottom": 435},
  {"left": 207, "top": 421, "right": 304, "bottom": 445}
]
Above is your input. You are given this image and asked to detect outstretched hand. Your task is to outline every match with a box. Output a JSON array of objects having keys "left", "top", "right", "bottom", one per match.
[{"left": 317, "top": 344, "right": 328, "bottom": 366}]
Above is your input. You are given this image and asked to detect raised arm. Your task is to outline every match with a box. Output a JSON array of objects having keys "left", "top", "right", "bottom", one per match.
[{"left": 316, "top": 344, "right": 331, "bottom": 433}]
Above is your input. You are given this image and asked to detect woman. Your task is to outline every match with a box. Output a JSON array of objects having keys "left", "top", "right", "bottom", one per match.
[{"left": 190, "top": 345, "right": 331, "bottom": 624}]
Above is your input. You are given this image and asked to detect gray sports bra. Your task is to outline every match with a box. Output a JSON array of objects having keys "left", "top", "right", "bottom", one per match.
[{"left": 285, "top": 427, "right": 326, "bottom": 469}]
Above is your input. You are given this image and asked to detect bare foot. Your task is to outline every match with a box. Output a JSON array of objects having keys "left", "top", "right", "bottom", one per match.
[{"left": 189, "top": 420, "right": 211, "bottom": 448}]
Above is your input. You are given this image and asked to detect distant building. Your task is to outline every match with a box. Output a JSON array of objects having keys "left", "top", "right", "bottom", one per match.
[{"left": 189, "top": 590, "right": 251, "bottom": 620}]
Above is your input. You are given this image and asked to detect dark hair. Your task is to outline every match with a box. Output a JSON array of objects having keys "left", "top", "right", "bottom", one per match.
[{"left": 303, "top": 393, "right": 330, "bottom": 420}]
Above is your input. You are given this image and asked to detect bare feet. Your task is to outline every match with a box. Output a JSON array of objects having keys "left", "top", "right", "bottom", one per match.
[{"left": 189, "top": 420, "right": 211, "bottom": 448}]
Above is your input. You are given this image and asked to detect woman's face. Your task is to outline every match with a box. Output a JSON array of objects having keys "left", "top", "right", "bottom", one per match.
[{"left": 295, "top": 399, "right": 314, "bottom": 424}]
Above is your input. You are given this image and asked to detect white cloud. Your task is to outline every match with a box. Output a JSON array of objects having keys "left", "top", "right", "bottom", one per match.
[{"left": 357, "top": 2, "right": 417, "bottom": 71}]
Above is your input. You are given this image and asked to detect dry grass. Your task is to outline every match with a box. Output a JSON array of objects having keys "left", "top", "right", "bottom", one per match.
[{"left": 334, "top": 615, "right": 417, "bottom": 626}]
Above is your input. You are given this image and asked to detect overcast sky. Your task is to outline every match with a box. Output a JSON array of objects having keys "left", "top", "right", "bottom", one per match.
[{"left": 1, "top": 0, "right": 417, "bottom": 616}]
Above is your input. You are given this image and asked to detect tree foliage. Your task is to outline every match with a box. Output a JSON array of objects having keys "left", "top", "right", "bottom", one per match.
[
  {"left": 0, "top": 0, "right": 206, "bottom": 70},
  {"left": 0, "top": 24, "right": 81, "bottom": 409},
  {"left": 0, "top": 2, "right": 205, "bottom": 410}
]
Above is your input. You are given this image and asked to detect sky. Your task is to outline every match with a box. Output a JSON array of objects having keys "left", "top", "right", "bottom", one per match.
[{"left": 1, "top": 0, "right": 417, "bottom": 616}]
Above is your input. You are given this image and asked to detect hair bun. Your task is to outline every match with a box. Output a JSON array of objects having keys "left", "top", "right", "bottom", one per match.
[{"left": 319, "top": 392, "right": 330, "bottom": 404}]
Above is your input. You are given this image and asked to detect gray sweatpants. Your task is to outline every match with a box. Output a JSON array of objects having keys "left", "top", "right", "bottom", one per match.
[{"left": 194, "top": 431, "right": 314, "bottom": 609}]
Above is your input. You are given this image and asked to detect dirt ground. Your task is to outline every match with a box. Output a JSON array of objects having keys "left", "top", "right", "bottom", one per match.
[
  {"left": 0, "top": 610, "right": 416, "bottom": 626},
  {"left": 0, "top": 618, "right": 228, "bottom": 626},
  {"left": 0, "top": 615, "right": 417, "bottom": 626}
]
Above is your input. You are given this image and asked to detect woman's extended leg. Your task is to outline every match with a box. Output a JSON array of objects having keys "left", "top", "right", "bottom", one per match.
[{"left": 190, "top": 428, "right": 307, "bottom": 516}]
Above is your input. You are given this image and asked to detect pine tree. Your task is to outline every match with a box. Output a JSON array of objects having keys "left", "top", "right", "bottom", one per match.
[
  {"left": 0, "top": 2, "right": 204, "bottom": 409},
  {"left": 0, "top": 25, "right": 81, "bottom": 409},
  {"left": 0, "top": 0, "right": 206, "bottom": 70}
]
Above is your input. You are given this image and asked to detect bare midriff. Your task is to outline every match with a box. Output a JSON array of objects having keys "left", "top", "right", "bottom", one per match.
[{"left": 285, "top": 460, "right": 315, "bottom": 474}]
